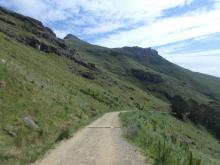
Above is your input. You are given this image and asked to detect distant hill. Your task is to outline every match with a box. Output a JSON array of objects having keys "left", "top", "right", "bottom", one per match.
[{"left": 65, "top": 34, "right": 220, "bottom": 102}]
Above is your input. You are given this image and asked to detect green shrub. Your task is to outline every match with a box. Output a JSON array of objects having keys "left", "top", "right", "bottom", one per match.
[
  {"left": 56, "top": 127, "right": 70, "bottom": 142},
  {"left": 170, "top": 96, "right": 220, "bottom": 139}
]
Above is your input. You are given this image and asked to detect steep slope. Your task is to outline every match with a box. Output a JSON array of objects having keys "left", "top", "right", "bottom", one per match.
[
  {"left": 0, "top": 6, "right": 66, "bottom": 54},
  {"left": 0, "top": 7, "right": 167, "bottom": 165}
]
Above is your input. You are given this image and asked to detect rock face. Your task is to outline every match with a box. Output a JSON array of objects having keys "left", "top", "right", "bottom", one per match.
[
  {"left": 131, "top": 69, "right": 163, "bottom": 83},
  {"left": 0, "top": 6, "right": 99, "bottom": 72},
  {"left": 79, "top": 71, "right": 95, "bottom": 80},
  {"left": 114, "top": 46, "right": 171, "bottom": 66},
  {"left": 24, "top": 37, "right": 59, "bottom": 53},
  {"left": 0, "top": 6, "right": 55, "bottom": 37},
  {"left": 0, "top": 6, "right": 66, "bottom": 54},
  {"left": 122, "top": 46, "right": 159, "bottom": 56},
  {"left": 74, "top": 59, "right": 96, "bottom": 70}
]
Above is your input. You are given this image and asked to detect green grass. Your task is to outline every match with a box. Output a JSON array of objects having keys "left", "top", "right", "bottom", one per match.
[
  {"left": 65, "top": 37, "right": 214, "bottom": 104},
  {"left": 120, "top": 111, "right": 220, "bottom": 165}
]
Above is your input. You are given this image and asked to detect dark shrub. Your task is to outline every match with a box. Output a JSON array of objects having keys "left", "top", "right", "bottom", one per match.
[
  {"left": 170, "top": 96, "right": 220, "bottom": 139},
  {"left": 131, "top": 69, "right": 163, "bottom": 83},
  {"left": 56, "top": 127, "right": 70, "bottom": 142},
  {"left": 170, "top": 95, "right": 190, "bottom": 120}
]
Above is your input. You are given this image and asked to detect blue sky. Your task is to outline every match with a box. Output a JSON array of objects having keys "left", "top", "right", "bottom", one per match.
[{"left": 0, "top": 0, "right": 220, "bottom": 77}]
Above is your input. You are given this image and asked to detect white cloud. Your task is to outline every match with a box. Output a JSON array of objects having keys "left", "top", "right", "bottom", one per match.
[
  {"left": 164, "top": 49, "right": 220, "bottom": 58},
  {"left": 1, "top": 0, "right": 220, "bottom": 47},
  {"left": 53, "top": 29, "right": 68, "bottom": 38},
  {"left": 157, "top": 42, "right": 190, "bottom": 54},
  {"left": 161, "top": 49, "right": 220, "bottom": 77},
  {"left": 83, "top": 21, "right": 124, "bottom": 35},
  {"left": 94, "top": 4, "right": 220, "bottom": 47},
  {"left": 1, "top": 0, "right": 195, "bottom": 36},
  {"left": 8, "top": 0, "right": 48, "bottom": 19}
]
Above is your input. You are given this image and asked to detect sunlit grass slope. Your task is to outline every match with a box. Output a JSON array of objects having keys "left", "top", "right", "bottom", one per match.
[
  {"left": 120, "top": 111, "right": 220, "bottom": 165},
  {"left": 0, "top": 32, "right": 167, "bottom": 164}
]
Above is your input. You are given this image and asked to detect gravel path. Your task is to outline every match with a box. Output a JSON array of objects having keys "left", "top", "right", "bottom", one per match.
[{"left": 33, "top": 112, "right": 147, "bottom": 165}]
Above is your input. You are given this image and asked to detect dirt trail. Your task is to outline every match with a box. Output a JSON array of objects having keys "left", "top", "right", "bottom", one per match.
[{"left": 34, "top": 112, "right": 147, "bottom": 165}]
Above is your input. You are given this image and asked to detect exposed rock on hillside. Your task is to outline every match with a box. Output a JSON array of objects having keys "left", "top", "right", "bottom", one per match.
[
  {"left": 23, "top": 116, "right": 39, "bottom": 129},
  {"left": 131, "top": 69, "right": 163, "bottom": 83},
  {"left": 79, "top": 71, "right": 95, "bottom": 80}
]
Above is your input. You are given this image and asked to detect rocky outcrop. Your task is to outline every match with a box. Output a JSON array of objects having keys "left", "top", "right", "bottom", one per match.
[
  {"left": 3, "top": 126, "right": 16, "bottom": 137},
  {"left": 24, "top": 37, "right": 58, "bottom": 53},
  {"left": 131, "top": 69, "right": 163, "bottom": 83},
  {"left": 114, "top": 46, "right": 171, "bottom": 66},
  {"left": 23, "top": 116, "right": 39, "bottom": 129},
  {"left": 0, "top": 6, "right": 97, "bottom": 72},
  {"left": 79, "top": 71, "right": 95, "bottom": 80},
  {"left": 122, "top": 46, "right": 159, "bottom": 56},
  {"left": 0, "top": 6, "right": 55, "bottom": 37},
  {"left": 74, "top": 59, "right": 96, "bottom": 70},
  {"left": 67, "top": 54, "right": 96, "bottom": 70},
  {"left": 0, "top": 6, "right": 67, "bottom": 51}
]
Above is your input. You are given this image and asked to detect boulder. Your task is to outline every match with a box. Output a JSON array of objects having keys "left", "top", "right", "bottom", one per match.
[
  {"left": 3, "top": 126, "right": 16, "bottom": 137},
  {"left": 23, "top": 116, "right": 39, "bottom": 129},
  {"left": 73, "top": 57, "right": 96, "bottom": 70}
]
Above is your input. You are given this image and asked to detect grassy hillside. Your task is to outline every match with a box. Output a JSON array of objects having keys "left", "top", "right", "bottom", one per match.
[
  {"left": 1, "top": 6, "right": 220, "bottom": 165},
  {"left": 114, "top": 46, "right": 220, "bottom": 101},
  {"left": 65, "top": 37, "right": 215, "bottom": 103},
  {"left": 120, "top": 111, "right": 220, "bottom": 165},
  {"left": 0, "top": 31, "right": 168, "bottom": 164}
]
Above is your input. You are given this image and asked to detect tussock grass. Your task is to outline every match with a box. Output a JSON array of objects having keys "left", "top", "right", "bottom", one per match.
[{"left": 120, "top": 111, "right": 220, "bottom": 165}]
